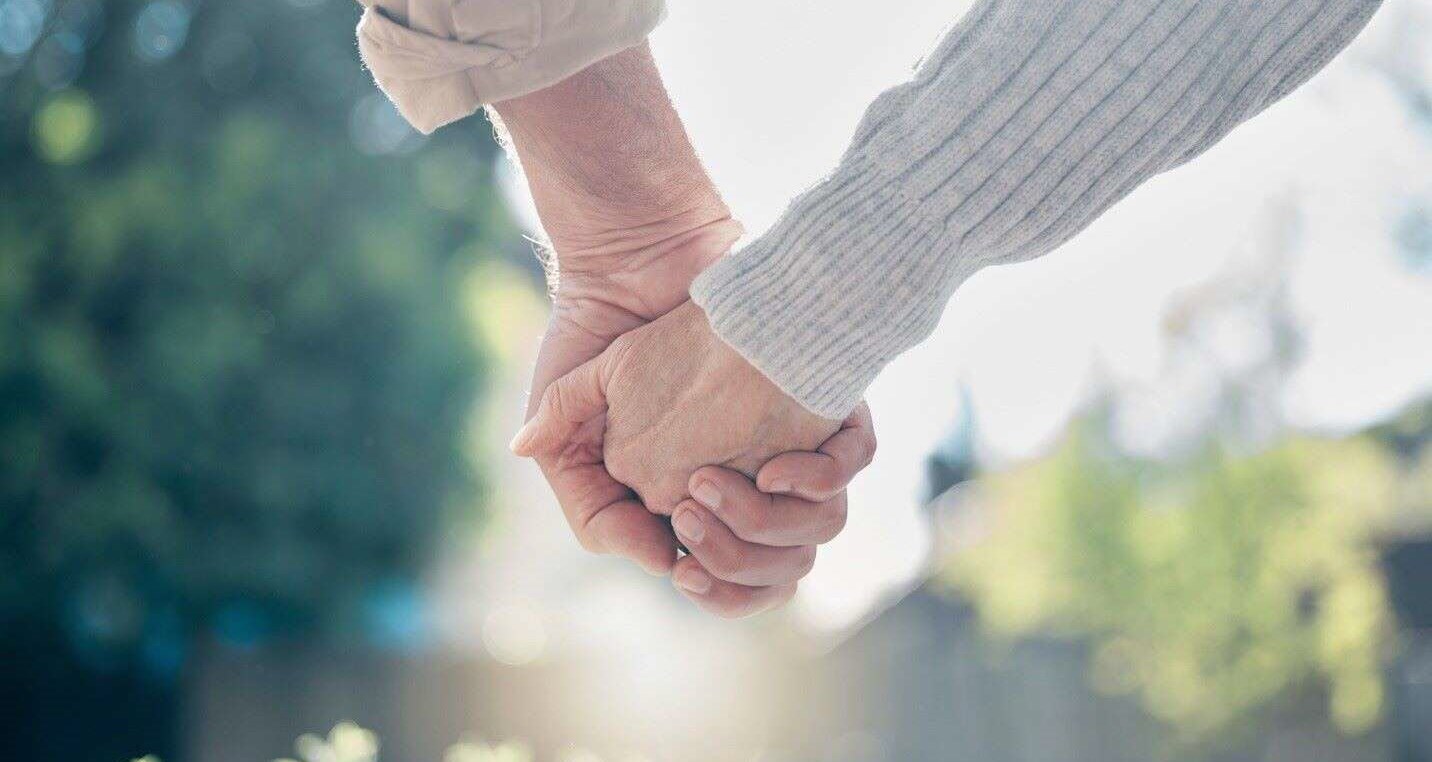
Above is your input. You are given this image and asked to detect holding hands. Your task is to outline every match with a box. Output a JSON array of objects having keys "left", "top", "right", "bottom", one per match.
[
  {"left": 493, "top": 45, "right": 874, "bottom": 617},
  {"left": 515, "top": 301, "right": 874, "bottom": 617}
]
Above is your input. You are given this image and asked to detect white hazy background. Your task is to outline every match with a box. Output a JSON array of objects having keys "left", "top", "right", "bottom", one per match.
[{"left": 464, "top": 0, "right": 1432, "bottom": 645}]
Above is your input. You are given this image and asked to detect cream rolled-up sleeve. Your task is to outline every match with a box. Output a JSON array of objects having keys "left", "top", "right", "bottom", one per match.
[{"left": 355, "top": 0, "right": 667, "bottom": 134}]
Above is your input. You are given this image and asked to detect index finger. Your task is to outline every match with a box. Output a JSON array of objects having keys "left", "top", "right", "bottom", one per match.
[
  {"left": 537, "top": 456, "right": 678, "bottom": 575},
  {"left": 755, "top": 402, "right": 875, "bottom": 502}
]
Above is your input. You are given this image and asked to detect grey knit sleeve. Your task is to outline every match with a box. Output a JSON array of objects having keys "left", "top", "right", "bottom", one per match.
[{"left": 689, "top": 0, "right": 1383, "bottom": 419}]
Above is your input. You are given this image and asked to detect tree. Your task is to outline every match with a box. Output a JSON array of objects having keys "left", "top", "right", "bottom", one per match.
[{"left": 0, "top": 0, "right": 511, "bottom": 657}]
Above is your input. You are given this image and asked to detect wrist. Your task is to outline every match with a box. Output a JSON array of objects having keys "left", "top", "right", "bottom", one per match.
[
  {"left": 553, "top": 208, "right": 741, "bottom": 321},
  {"left": 491, "top": 42, "right": 738, "bottom": 316}
]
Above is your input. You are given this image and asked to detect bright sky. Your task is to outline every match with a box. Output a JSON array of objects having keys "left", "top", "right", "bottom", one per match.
[{"left": 489, "top": 0, "right": 1432, "bottom": 634}]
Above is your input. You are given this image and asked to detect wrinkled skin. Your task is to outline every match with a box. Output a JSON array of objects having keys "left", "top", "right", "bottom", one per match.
[
  {"left": 598, "top": 302, "right": 842, "bottom": 516},
  {"left": 514, "top": 302, "right": 870, "bottom": 618},
  {"left": 495, "top": 44, "right": 877, "bottom": 617}
]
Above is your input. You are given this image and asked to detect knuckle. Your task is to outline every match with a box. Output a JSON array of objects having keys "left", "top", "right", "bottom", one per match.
[
  {"left": 701, "top": 543, "right": 743, "bottom": 581},
  {"left": 604, "top": 451, "right": 638, "bottom": 487},
  {"left": 810, "top": 468, "right": 842, "bottom": 499},
  {"left": 540, "top": 384, "right": 566, "bottom": 421},
  {"left": 862, "top": 432, "right": 879, "bottom": 466},
  {"left": 607, "top": 332, "right": 638, "bottom": 361},
  {"left": 731, "top": 506, "right": 771, "bottom": 543},
  {"left": 604, "top": 453, "right": 659, "bottom": 501}
]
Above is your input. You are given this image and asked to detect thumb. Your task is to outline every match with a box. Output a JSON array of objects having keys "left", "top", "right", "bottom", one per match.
[{"left": 510, "top": 350, "right": 611, "bottom": 457}]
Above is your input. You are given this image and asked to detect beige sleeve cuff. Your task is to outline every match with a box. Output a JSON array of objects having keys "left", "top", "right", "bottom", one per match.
[{"left": 356, "top": 0, "right": 667, "bottom": 134}]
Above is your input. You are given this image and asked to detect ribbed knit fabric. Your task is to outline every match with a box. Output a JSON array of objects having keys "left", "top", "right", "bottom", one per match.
[{"left": 690, "top": 0, "right": 1382, "bottom": 419}]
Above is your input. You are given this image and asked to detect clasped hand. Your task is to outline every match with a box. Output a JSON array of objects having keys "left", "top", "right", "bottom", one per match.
[
  {"left": 513, "top": 301, "right": 875, "bottom": 618},
  {"left": 493, "top": 45, "right": 876, "bottom": 617}
]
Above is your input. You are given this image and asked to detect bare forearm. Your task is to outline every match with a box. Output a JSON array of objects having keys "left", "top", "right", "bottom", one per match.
[{"left": 490, "top": 44, "right": 738, "bottom": 265}]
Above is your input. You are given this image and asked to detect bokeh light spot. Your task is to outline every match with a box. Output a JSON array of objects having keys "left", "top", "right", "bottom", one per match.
[
  {"left": 32, "top": 89, "right": 99, "bottom": 164},
  {"left": 463, "top": 260, "right": 547, "bottom": 366},
  {"left": 133, "top": 0, "right": 190, "bottom": 63},
  {"left": 482, "top": 602, "right": 547, "bottom": 666},
  {"left": 350, "top": 93, "right": 425, "bottom": 156},
  {"left": 0, "top": 0, "right": 47, "bottom": 57}
]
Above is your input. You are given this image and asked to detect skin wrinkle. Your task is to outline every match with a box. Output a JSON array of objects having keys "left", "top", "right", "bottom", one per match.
[
  {"left": 554, "top": 218, "right": 740, "bottom": 318},
  {"left": 556, "top": 216, "right": 742, "bottom": 273},
  {"left": 549, "top": 297, "right": 645, "bottom": 341},
  {"left": 497, "top": 45, "right": 717, "bottom": 227},
  {"left": 586, "top": 304, "right": 838, "bottom": 516},
  {"left": 476, "top": 0, "right": 1379, "bottom": 611},
  {"left": 482, "top": 42, "right": 875, "bottom": 613}
]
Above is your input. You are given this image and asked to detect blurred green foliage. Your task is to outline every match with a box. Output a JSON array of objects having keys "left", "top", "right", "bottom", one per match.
[
  {"left": 0, "top": 0, "right": 512, "bottom": 650},
  {"left": 942, "top": 425, "right": 1400, "bottom": 742}
]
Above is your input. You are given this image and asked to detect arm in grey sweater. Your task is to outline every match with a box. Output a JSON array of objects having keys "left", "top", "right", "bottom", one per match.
[{"left": 691, "top": 0, "right": 1383, "bottom": 419}]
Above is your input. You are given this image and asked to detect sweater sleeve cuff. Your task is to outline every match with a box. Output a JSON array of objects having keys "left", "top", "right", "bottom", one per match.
[
  {"left": 357, "top": 0, "right": 667, "bottom": 134},
  {"left": 691, "top": 164, "right": 976, "bottom": 420}
]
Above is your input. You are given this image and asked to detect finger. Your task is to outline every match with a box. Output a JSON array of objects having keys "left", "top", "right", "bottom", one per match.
[
  {"left": 511, "top": 352, "right": 611, "bottom": 457},
  {"left": 522, "top": 340, "right": 676, "bottom": 573},
  {"left": 525, "top": 318, "right": 618, "bottom": 417},
  {"left": 670, "top": 499, "right": 817, "bottom": 587},
  {"left": 688, "top": 466, "right": 847, "bottom": 546},
  {"left": 670, "top": 556, "right": 798, "bottom": 619},
  {"left": 756, "top": 401, "right": 876, "bottom": 501},
  {"left": 538, "top": 458, "right": 678, "bottom": 575},
  {"left": 584, "top": 496, "right": 681, "bottom": 575}
]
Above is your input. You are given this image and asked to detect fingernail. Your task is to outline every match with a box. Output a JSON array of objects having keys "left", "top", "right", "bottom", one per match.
[
  {"left": 692, "top": 481, "right": 722, "bottom": 509},
  {"left": 508, "top": 418, "right": 538, "bottom": 454},
  {"left": 767, "top": 479, "right": 793, "bottom": 494},
  {"left": 674, "top": 566, "right": 712, "bottom": 595},
  {"left": 672, "top": 508, "right": 705, "bottom": 544}
]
